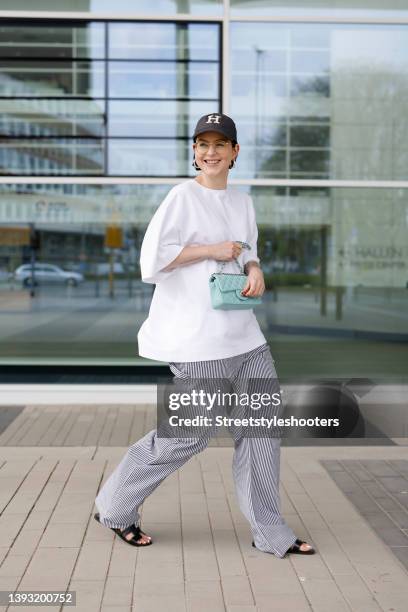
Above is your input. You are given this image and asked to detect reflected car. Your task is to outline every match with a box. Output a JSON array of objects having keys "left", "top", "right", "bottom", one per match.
[
  {"left": 95, "top": 262, "right": 125, "bottom": 276},
  {"left": 14, "top": 264, "right": 84, "bottom": 287}
]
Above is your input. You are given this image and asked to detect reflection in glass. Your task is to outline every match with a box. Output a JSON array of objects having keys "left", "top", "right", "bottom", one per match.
[
  {"left": 0, "top": 61, "right": 105, "bottom": 98},
  {"left": 0, "top": 140, "right": 105, "bottom": 175},
  {"left": 248, "top": 185, "right": 408, "bottom": 377},
  {"left": 0, "top": 99, "right": 106, "bottom": 138},
  {"left": 231, "top": 22, "right": 408, "bottom": 180},
  {"left": 109, "top": 61, "right": 218, "bottom": 99},
  {"left": 0, "top": 22, "right": 105, "bottom": 59},
  {"left": 109, "top": 22, "right": 219, "bottom": 61},
  {"left": 0, "top": 20, "right": 220, "bottom": 176},
  {"left": 109, "top": 140, "right": 197, "bottom": 176},
  {"left": 109, "top": 100, "right": 215, "bottom": 138},
  {"left": 0, "top": 184, "right": 407, "bottom": 377}
]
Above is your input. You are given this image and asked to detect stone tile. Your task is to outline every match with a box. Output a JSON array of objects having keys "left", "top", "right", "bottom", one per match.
[
  {"left": 341, "top": 462, "right": 374, "bottom": 483},
  {"left": 389, "top": 545, "right": 408, "bottom": 571},
  {"left": 300, "top": 577, "right": 351, "bottom": 611},
  {"left": 387, "top": 509, "right": 408, "bottom": 529},
  {"left": 185, "top": 580, "right": 225, "bottom": 611},
  {"left": 393, "top": 492, "right": 408, "bottom": 510},
  {"left": 320, "top": 459, "right": 344, "bottom": 472},
  {"left": 346, "top": 490, "right": 382, "bottom": 514},
  {"left": 39, "top": 522, "right": 86, "bottom": 548},
  {"left": 370, "top": 525, "right": 408, "bottom": 548},
  {"left": 328, "top": 470, "right": 361, "bottom": 493},
  {"left": 360, "top": 460, "right": 399, "bottom": 477},
  {"left": 391, "top": 459, "right": 408, "bottom": 476},
  {"left": 0, "top": 576, "right": 21, "bottom": 612},
  {"left": 18, "top": 547, "right": 79, "bottom": 591},
  {"left": 0, "top": 515, "right": 29, "bottom": 549},
  {"left": 220, "top": 575, "right": 254, "bottom": 607},
  {"left": 255, "top": 592, "right": 312, "bottom": 612},
  {"left": 212, "top": 529, "right": 247, "bottom": 578},
  {"left": 322, "top": 458, "right": 408, "bottom": 576},
  {"left": 334, "top": 573, "right": 382, "bottom": 611},
  {"left": 67, "top": 579, "right": 105, "bottom": 612},
  {"left": 106, "top": 540, "right": 137, "bottom": 578},
  {"left": 377, "top": 476, "right": 408, "bottom": 494},
  {"left": 0, "top": 548, "right": 9, "bottom": 565},
  {"left": 8, "top": 529, "right": 43, "bottom": 557},
  {"left": 71, "top": 540, "right": 112, "bottom": 582},
  {"left": 0, "top": 554, "right": 29, "bottom": 578},
  {"left": 102, "top": 576, "right": 133, "bottom": 608},
  {"left": 132, "top": 582, "right": 186, "bottom": 612}
]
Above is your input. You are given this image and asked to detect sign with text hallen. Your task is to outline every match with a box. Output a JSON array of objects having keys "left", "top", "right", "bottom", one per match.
[{"left": 328, "top": 193, "right": 408, "bottom": 288}]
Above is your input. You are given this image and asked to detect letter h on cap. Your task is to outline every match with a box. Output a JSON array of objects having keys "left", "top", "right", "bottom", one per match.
[{"left": 206, "top": 114, "right": 221, "bottom": 124}]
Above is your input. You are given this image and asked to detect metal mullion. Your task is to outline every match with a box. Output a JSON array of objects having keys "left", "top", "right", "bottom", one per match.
[
  {"left": 106, "top": 59, "right": 220, "bottom": 63},
  {"left": 0, "top": 57, "right": 104, "bottom": 62},
  {"left": 221, "top": 0, "right": 229, "bottom": 114},
  {"left": 1, "top": 136, "right": 105, "bottom": 140},
  {"left": 104, "top": 21, "right": 109, "bottom": 176},
  {"left": 229, "top": 14, "right": 408, "bottom": 25},
  {"left": 72, "top": 25, "right": 77, "bottom": 174},
  {"left": 2, "top": 136, "right": 202, "bottom": 140},
  {"left": 285, "top": 30, "right": 290, "bottom": 183},
  {"left": 0, "top": 57, "right": 219, "bottom": 63},
  {"left": 0, "top": 12, "right": 223, "bottom": 22},
  {"left": 0, "top": 97, "right": 219, "bottom": 101},
  {"left": 3, "top": 10, "right": 408, "bottom": 25}
]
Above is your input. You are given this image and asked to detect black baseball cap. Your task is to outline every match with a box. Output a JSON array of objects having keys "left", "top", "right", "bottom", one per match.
[{"left": 193, "top": 113, "right": 237, "bottom": 142}]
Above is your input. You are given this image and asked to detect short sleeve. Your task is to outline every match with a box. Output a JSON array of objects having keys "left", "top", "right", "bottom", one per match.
[
  {"left": 139, "top": 188, "right": 185, "bottom": 284},
  {"left": 241, "top": 195, "right": 260, "bottom": 267}
]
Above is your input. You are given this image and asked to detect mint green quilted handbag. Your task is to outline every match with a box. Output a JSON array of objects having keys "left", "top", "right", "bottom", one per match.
[{"left": 209, "top": 242, "right": 262, "bottom": 310}]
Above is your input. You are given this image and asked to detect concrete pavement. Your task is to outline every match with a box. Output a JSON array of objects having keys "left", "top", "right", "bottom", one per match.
[{"left": 0, "top": 403, "right": 408, "bottom": 611}]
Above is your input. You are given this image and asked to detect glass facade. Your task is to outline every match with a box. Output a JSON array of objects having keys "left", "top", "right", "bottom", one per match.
[
  {"left": 0, "top": 21, "right": 220, "bottom": 176},
  {"left": 0, "top": 6, "right": 407, "bottom": 378},
  {"left": 231, "top": 22, "right": 408, "bottom": 180}
]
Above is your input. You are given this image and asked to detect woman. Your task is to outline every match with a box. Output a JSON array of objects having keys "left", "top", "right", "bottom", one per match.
[{"left": 94, "top": 113, "right": 315, "bottom": 557}]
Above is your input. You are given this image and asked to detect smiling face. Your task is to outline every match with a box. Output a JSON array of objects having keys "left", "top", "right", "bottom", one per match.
[{"left": 193, "top": 131, "right": 239, "bottom": 177}]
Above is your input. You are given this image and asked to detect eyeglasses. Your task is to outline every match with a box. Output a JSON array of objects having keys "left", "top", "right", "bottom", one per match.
[{"left": 196, "top": 142, "right": 229, "bottom": 153}]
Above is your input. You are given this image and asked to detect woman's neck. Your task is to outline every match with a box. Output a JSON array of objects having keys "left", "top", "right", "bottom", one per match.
[{"left": 194, "top": 173, "right": 228, "bottom": 190}]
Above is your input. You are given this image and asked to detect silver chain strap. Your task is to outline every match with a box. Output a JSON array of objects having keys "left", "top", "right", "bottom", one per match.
[{"left": 216, "top": 241, "right": 251, "bottom": 274}]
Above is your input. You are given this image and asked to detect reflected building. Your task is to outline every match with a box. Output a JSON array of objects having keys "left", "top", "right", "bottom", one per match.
[{"left": 0, "top": 1, "right": 407, "bottom": 378}]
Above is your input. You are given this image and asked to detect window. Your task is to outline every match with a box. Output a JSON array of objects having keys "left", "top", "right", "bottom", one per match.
[{"left": 0, "top": 20, "right": 221, "bottom": 177}]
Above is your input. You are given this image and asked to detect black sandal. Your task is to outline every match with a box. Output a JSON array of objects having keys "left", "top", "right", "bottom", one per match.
[
  {"left": 286, "top": 538, "right": 315, "bottom": 555},
  {"left": 94, "top": 513, "right": 153, "bottom": 547},
  {"left": 252, "top": 538, "right": 315, "bottom": 556}
]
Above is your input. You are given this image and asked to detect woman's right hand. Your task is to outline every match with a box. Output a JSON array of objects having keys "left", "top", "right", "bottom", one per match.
[{"left": 208, "top": 241, "right": 243, "bottom": 261}]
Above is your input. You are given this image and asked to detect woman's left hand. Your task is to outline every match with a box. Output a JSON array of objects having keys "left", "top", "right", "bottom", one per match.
[{"left": 241, "top": 266, "right": 265, "bottom": 298}]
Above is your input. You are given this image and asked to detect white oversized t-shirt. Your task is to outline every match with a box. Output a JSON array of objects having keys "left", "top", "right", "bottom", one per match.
[{"left": 137, "top": 178, "right": 267, "bottom": 362}]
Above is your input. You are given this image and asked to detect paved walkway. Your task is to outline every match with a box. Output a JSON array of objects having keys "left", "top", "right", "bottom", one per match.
[{"left": 0, "top": 404, "right": 408, "bottom": 611}]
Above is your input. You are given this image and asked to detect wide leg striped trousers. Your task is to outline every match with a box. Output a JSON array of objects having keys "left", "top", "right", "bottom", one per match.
[{"left": 95, "top": 342, "right": 297, "bottom": 558}]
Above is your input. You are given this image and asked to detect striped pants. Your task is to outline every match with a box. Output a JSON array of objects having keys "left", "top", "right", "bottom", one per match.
[{"left": 94, "top": 342, "right": 297, "bottom": 558}]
